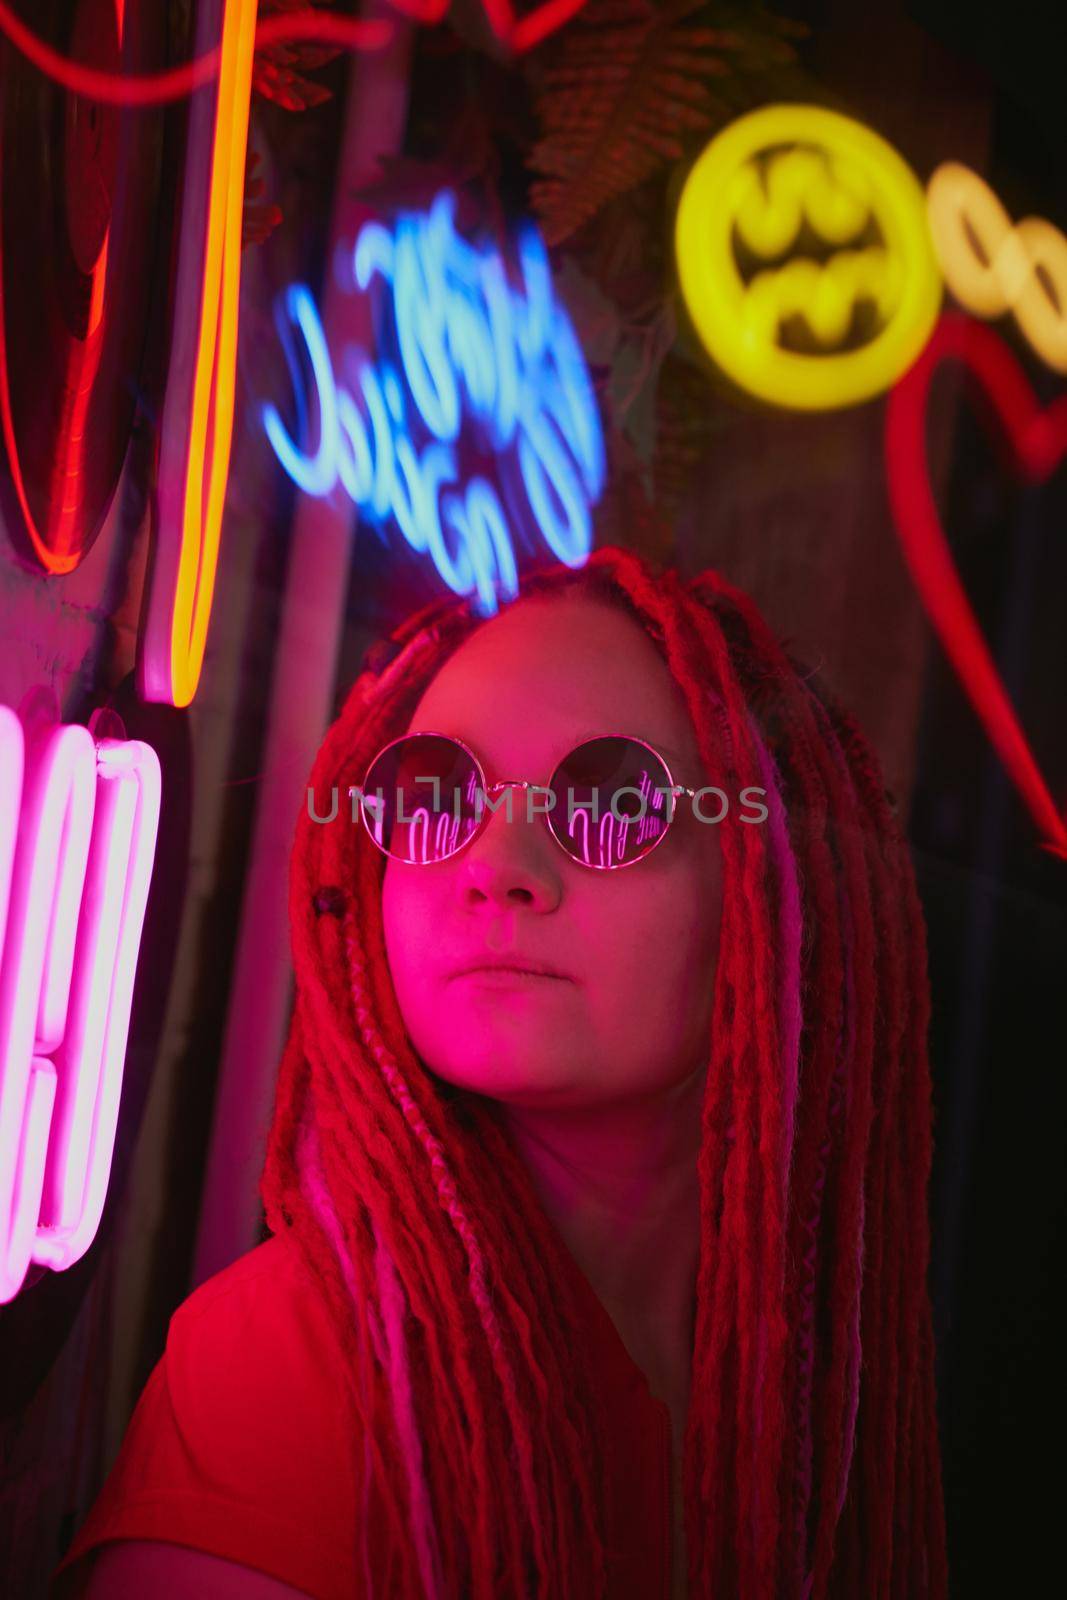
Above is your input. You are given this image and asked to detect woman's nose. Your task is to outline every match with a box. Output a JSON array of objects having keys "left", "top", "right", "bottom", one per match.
[{"left": 455, "top": 786, "right": 563, "bottom": 911}]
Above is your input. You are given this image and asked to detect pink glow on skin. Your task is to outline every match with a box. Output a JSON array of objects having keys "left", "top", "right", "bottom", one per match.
[
  {"left": 381, "top": 594, "right": 723, "bottom": 1409},
  {"left": 0, "top": 716, "right": 161, "bottom": 1302}
]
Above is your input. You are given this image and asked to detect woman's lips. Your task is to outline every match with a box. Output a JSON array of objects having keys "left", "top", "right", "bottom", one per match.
[{"left": 451, "top": 966, "right": 573, "bottom": 987}]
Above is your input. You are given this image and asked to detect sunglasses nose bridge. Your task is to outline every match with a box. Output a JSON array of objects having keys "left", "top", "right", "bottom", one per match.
[
  {"left": 483, "top": 778, "right": 533, "bottom": 797},
  {"left": 478, "top": 779, "right": 552, "bottom": 831}
]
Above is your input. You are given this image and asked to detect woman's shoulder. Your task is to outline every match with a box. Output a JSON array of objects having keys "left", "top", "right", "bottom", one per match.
[
  {"left": 164, "top": 1231, "right": 357, "bottom": 1458},
  {"left": 174, "top": 1229, "right": 317, "bottom": 1322},
  {"left": 167, "top": 1231, "right": 334, "bottom": 1363},
  {"left": 50, "top": 1233, "right": 365, "bottom": 1600}
]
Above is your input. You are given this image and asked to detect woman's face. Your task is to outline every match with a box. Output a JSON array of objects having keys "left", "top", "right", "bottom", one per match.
[{"left": 381, "top": 594, "right": 723, "bottom": 1110}]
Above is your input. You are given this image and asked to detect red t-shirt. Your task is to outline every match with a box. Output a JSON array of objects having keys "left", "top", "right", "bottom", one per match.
[{"left": 49, "top": 1228, "right": 673, "bottom": 1598}]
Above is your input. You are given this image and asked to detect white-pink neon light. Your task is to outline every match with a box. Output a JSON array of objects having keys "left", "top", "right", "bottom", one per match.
[{"left": 0, "top": 706, "right": 161, "bottom": 1302}]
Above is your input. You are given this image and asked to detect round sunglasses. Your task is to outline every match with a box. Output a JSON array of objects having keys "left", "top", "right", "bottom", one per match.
[{"left": 349, "top": 732, "right": 699, "bottom": 871}]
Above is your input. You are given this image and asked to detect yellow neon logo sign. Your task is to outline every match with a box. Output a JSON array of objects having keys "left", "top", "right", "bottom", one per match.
[
  {"left": 926, "top": 161, "right": 1067, "bottom": 375},
  {"left": 675, "top": 104, "right": 942, "bottom": 411}
]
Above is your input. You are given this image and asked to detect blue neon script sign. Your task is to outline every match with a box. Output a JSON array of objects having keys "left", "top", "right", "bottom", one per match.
[{"left": 261, "top": 191, "right": 605, "bottom": 613}]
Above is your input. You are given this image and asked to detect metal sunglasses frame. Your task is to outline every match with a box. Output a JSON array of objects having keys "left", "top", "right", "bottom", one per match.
[{"left": 349, "top": 730, "right": 699, "bottom": 872}]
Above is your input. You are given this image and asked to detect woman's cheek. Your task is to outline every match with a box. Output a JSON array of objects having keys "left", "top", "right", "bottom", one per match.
[{"left": 381, "top": 876, "right": 426, "bottom": 1011}]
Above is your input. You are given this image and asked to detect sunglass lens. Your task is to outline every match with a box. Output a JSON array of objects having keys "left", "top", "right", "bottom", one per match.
[
  {"left": 360, "top": 736, "right": 480, "bottom": 863},
  {"left": 548, "top": 738, "right": 674, "bottom": 868}
]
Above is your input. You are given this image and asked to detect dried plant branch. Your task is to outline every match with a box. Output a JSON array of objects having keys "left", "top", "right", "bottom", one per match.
[{"left": 253, "top": 0, "right": 345, "bottom": 112}]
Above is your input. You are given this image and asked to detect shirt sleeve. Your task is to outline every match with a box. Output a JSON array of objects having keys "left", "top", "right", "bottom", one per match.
[{"left": 47, "top": 1236, "right": 370, "bottom": 1600}]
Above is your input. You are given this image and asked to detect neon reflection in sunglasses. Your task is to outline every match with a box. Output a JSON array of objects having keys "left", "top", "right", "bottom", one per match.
[
  {"left": 351, "top": 776, "right": 767, "bottom": 870},
  {"left": 307, "top": 765, "right": 767, "bottom": 870}
]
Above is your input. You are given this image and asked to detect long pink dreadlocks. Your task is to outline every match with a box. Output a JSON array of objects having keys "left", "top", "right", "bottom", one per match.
[{"left": 260, "top": 543, "right": 949, "bottom": 1598}]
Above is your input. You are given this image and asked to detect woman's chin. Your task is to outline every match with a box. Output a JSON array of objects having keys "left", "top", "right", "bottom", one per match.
[{"left": 426, "top": 1055, "right": 584, "bottom": 1105}]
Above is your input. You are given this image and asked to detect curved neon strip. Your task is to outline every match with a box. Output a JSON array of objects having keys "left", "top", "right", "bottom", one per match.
[
  {"left": 140, "top": 0, "right": 256, "bottom": 708},
  {"left": 0, "top": 722, "right": 96, "bottom": 1303},
  {"left": 4, "top": 1056, "right": 56, "bottom": 1300},
  {"left": 262, "top": 285, "right": 339, "bottom": 494},
  {"left": 0, "top": 0, "right": 586, "bottom": 109},
  {"left": 0, "top": 241, "right": 100, "bottom": 574},
  {"left": 0, "top": 716, "right": 162, "bottom": 1301},
  {"left": 480, "top": 0, "right": 591, "bottom": 54},
  {"left": 885, "top": 313, "right": 1067, "bottom": 860},
  {"left": 182, "top": 0, "right": 251, "bottom": 703},
  {"left": 171, "top": 0, "right": 256, "bottom": 709},
  {"left": 37, "top": 738, "right": 162, "bottom": 1269},
  {"left": 0, "top": 162, "right": 113, "bottom": 572},
  {"left": 0, "top": 2, "right": 397, "bottom": 106},
  {"left": 0, "top": 1, "right": 125, "bottom": 574},
  {"left": 0, "top": 709, "right": 21, "bottom": 952}
]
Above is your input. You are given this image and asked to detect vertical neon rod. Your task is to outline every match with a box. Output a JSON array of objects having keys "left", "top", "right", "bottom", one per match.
[{"left": 171, "top": 0, "right": 257, "bottom": 707}]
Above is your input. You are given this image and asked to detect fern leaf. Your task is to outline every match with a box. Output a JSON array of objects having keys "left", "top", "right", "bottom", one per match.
[
  {"left": 242, "top": 146, "right": 284, "bottom": 249},
  {"left": 528, "top": 0, "right": 800, "bottom": 244}
]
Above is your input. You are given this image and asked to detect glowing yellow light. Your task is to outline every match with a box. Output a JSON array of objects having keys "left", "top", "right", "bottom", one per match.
[
  {"left": 138, "top": 0, "right": 256, "bottom": 708},
  {"left": 171, "top": 0, "right": 256, "bottom": 708},
  {"left": 674, "top": 104, "right": 942, "bottom": 411},
  {"left": 926, "top": 161, "right": 1067, "bottom": 375}
]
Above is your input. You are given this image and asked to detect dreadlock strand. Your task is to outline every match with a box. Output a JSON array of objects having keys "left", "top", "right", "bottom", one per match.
[
  {"left": 817, "top": 693, "right": 921, "bottom": 1598},
  {"left": 700, "top": 592, "right": 851, "bottom": 1600},
  {"left": 668, "top": 591, "right": 786, "bottom": 1591}
]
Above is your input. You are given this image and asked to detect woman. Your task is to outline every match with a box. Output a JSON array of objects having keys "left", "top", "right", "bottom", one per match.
[{"left": 54, "top": 544, "right": 948, "bottom": 1598}]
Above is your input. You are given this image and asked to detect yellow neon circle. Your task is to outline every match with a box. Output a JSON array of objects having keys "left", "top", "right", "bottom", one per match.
[{"left": 675, "top": 104, "right": 942, "bottom": 411}]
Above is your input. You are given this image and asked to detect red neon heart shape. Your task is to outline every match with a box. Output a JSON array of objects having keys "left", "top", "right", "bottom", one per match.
[
  {"left": 885, "top": 313, "right": 1067, "bottom": 860},
  {"left": 479, "top": 0, "right": 591, "bottom": 53}
]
